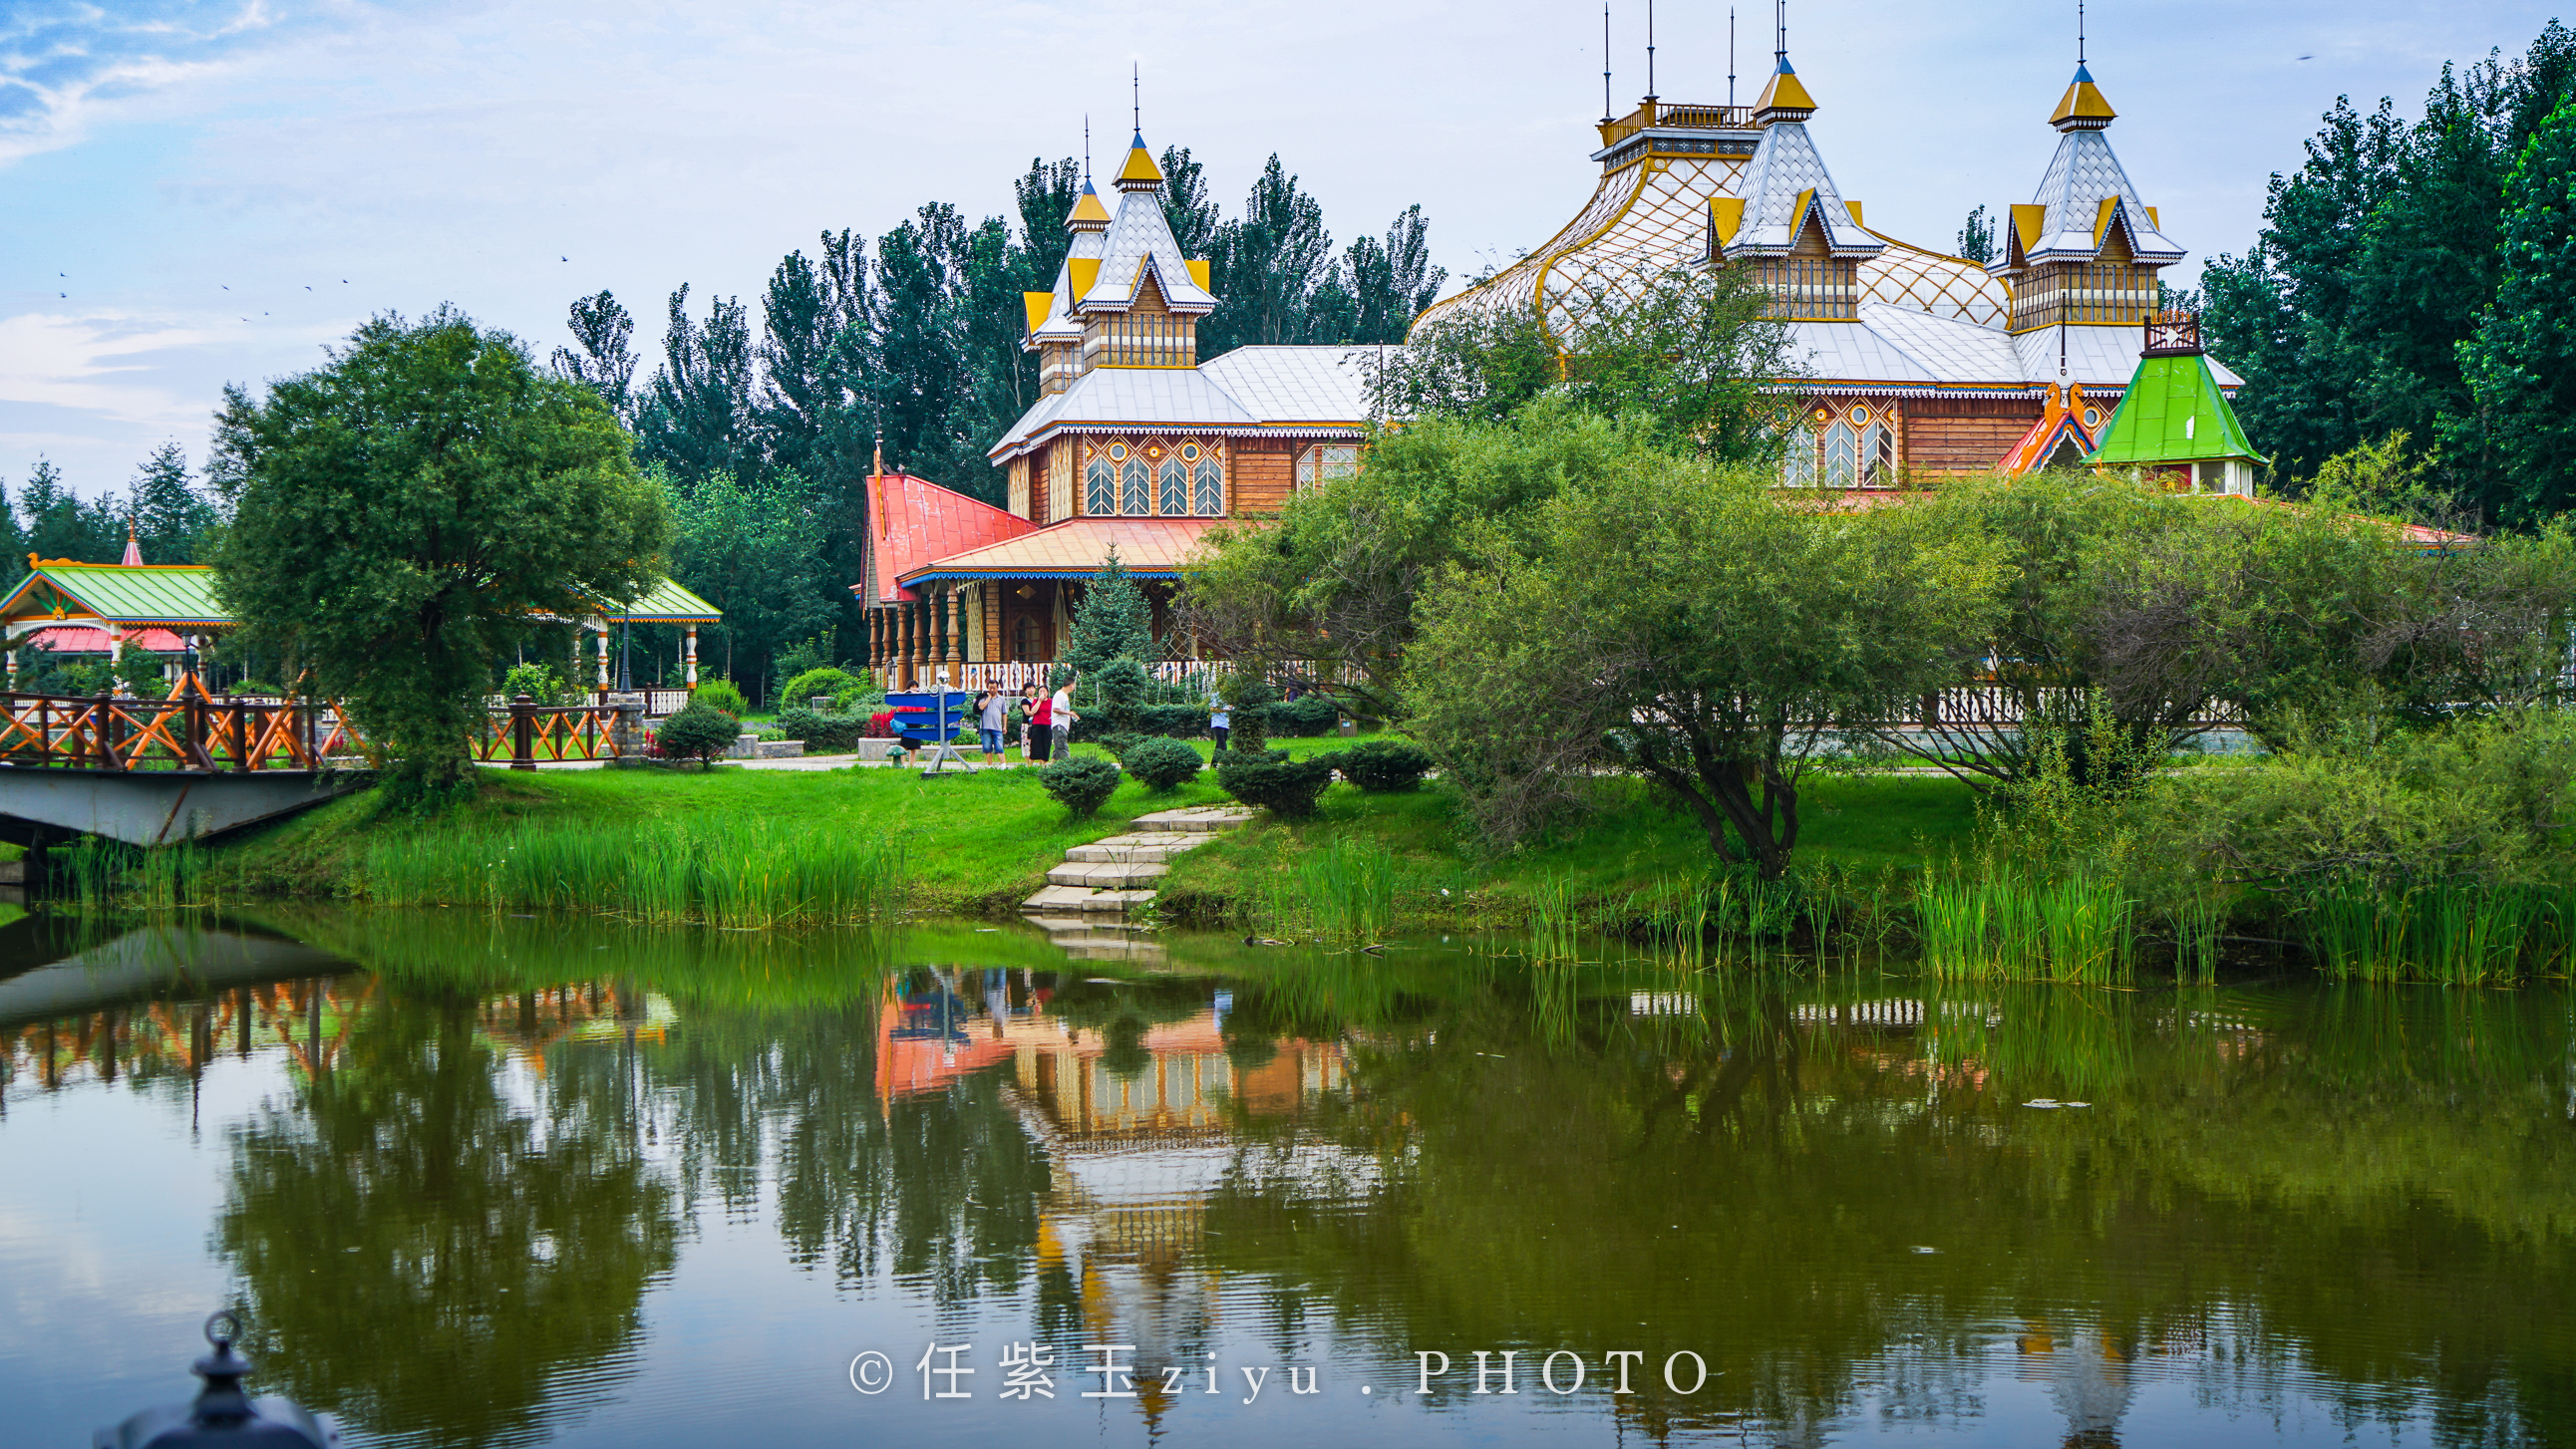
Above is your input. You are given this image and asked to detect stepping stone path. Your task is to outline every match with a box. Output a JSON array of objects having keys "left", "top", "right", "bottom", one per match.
[{"left": 1020, "top": 807, "right": 1258, "bottom": 947}]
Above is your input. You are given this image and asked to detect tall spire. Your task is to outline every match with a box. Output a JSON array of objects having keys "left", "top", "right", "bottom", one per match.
[
  {"left": 1601, "top": 4, "right": 1612, "bottom": 125},
  {"left": 121, "top": 516, "right": 142, "bottom": 567},
  {"left": 1645, "top": 0, "right": 1657, "bottom": 102}
]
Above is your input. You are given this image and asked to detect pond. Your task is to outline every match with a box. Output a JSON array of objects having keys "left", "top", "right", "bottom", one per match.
[{"left": 2, "top": 910, "right": 2570, "bottom": 1448}]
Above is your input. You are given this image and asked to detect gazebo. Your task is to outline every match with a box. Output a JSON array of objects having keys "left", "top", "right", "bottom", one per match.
[{"left": 0, "top": 545, "right": 724, "bottom": 697}]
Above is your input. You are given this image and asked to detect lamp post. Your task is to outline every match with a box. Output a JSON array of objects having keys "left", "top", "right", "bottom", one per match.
[{"left": 93, "top": 1311, "right": 339, "bottom": 1448}]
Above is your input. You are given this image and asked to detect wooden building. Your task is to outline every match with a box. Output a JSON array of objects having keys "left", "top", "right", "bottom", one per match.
[
  {"left": 856, "top": 132, "right": 1378, "bottom": 688},
  {"left": 1415, "top": 50, "right": 2245, "bottom": 484}
]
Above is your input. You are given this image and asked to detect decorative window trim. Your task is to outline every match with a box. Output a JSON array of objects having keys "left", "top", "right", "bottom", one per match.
[{"left": 1084, "top": 451, "right": 1116, "bottom": 515}]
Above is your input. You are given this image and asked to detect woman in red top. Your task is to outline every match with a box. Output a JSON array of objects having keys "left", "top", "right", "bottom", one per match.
[{"left": 1025, "top": 686, "right": 1051, "bottom": 762}]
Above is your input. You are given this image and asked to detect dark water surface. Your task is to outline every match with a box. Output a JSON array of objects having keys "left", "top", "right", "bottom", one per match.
[{"left": 2, "top": 910, "right": 2570, "bottom": 1448}]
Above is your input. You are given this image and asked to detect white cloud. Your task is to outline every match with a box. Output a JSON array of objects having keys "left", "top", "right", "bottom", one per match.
[{"left": 0, "top": 310, "right": 228, "bottom": 425}]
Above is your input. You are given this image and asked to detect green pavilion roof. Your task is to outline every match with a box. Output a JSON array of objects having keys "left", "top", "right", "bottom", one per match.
[
  {"left": 0, "top": 562, "right": 722, "bottom": 632},
  {"left": 0, "top": 563, "right": 231, "bottom": 629},
  {"left": 2088, "top": 353, "right": 2264, "bottom": 467}
]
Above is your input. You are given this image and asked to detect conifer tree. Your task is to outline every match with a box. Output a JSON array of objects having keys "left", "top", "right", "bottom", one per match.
[
  {"left": 1062, "top": 547, "right": 1155, "bottom": 675},
  {"left": 2458, "top": 98, "right": 2576, "bottom": 519},
  {"left": 130, "top": 441, "right": 218, "bottom": 563}
]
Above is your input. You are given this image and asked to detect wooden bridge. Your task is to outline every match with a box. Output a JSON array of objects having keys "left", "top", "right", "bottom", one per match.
[{"left": 0, "top": 688, "right": 640, "bottom": 847}]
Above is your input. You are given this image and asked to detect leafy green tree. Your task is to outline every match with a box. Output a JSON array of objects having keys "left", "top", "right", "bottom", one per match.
[
  {"left": 1014, "top": 155, "right": 1084, "bottom": 296},
  {"left": 209, "top": 306, "right": 669, "bottom": 797},
  {"left": 1407, "top": 461, "right": 2004, "bottom": 872},
  {"left": 2457, "top": 98, "right": 2576, "bottom": 519},
  {"left": 1956, "top": 204, "right": 1996, "bottom": 264},
  {"left": 19, "top": 454, "right": 119, "bottom": 564},
  {"left": 129, "top": 440, "right": 218, "bottom": 563},
  {"left": 636, "top": 284, "right": 759, "bottom": 484},
  {"left": 1158, "top": 145, "right": 1223, "bottom": 259},
  {"left": 1062, "top": 547, "right": 1155, "bottom": 676},
  {"left": 1204, "top": 155, "right": 1334, "bottom": 355},
  {"left": 549, "top": 290, "right": 639, "bottom": 419},
  {"left": 662, "top": 467, "right": 832, "bottom": 697}
]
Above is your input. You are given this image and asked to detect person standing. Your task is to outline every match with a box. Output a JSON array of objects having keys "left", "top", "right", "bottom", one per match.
[
  {"left": 1207, "top": 689, "right": 1230, "bottom": 757},
  {"left": 976, "top": 688, "right": 1009, "bottom": 766},
  {"left": 1017, "top": 685, "right": 1043, "bottom": 761},
  {"left": 1029, "top": 685, "right": 1054, "bottom": 761},
  {"left": 1050, "top": 672, "right": 1079, "bottom": 761}
]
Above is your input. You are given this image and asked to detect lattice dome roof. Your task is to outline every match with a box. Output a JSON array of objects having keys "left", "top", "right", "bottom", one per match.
[{"left": 1857, "top": 237, "right": 2011, "bottom": 328}]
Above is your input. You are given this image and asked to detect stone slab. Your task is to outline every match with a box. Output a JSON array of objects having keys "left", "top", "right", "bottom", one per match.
[
  {"left": 1047, "top": 860, "right": 1170, "bottom": 888},
  {"left": 1020, "top": 884, "right": 1158, "bottom": 915},
  {"left": 1129, "top": 807, "right": 1259, "bottom": 833}
]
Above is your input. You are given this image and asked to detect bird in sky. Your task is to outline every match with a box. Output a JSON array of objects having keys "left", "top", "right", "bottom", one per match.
[
  {"left": 221, "top": 284, "right": 228, "bottom": 290},
  {"left": 561, "top": 256, "right": 568, "bottom": 262},
  {"left": 59, "top": 292, "right": 66, "bottom": 298},
  {"left": 2299, "top": 53, "right": 2314, "bottom": 60},
  {"left": 304, "top": 285, "right": 312, "bottom": 290}
]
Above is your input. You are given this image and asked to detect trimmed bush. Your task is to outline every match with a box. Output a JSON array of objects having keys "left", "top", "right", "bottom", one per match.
[
  {"left": 1267, "top": 694, "right": 1341, "bottom": 736},
  {"left": 1123, "top": 735, "right": 1204, "bottom": 792},
  {"left": 655, "top": 703, "right": 740, "bottom": 767},
  {"left": 1339, "top": 739, "right": 1433, "bottom": 792},
  {"left": 1220, "top": 675, "right": 1279, "bottom": 753},
  {"left": 775, "top": 707, "right": 868, "bottom": 753},
  {"left": 693, "top": 679, "right": 749, "bottom": 718},
  {"left": 1040, "top": 755, "right": 1121, "bottom": 816},
  {"left": 829, "top": 681, "right": 885, "bottom": 716},
  {"left": 782, "top": 667, "right": 861, "bottom": 708},
  {"left": 1216, "top": 749, "right": 1339, "bottom": 818}
]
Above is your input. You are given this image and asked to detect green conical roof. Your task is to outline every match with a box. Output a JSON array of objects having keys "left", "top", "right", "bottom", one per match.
[{"left": 2087, "top": 352, "right": 2263, "bottom": 467}]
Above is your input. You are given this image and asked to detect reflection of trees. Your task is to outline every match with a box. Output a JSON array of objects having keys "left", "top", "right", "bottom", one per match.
[
  {"left": 1199, "top": 967, "right": 2576, "bottom": 1446},
  {"left": 216, "top": 989, "right": 677, "bottom": 1449}
]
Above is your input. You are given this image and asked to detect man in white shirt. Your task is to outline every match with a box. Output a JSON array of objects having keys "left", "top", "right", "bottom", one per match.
[{"left": 1050, "top": 674, "right": 1079, "bottom": 761}]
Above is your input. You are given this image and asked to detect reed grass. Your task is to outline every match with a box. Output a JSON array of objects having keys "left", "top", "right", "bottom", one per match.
[
  {"left": 2301, "top": 881, "right": 2556, "bottom": 985},
  {"left": 359, "top": 817, "right": 905, "bottom": 928},
  {"left": 1237, "top": 833, "right": 1410, "bottom": 943},
  {"left": 1914, "top": 855, "right": 2134, "bottom": 984}
]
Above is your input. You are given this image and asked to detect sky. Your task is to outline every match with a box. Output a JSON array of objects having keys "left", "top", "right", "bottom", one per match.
[{"left": 1, "top": 0, "right": 2567, "bottom": 498}]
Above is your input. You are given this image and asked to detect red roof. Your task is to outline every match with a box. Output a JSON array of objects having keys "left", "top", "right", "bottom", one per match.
[
  {"left": 864, "top": 472, "right": 1034, "bottom": 604},
  {"left": 22, "top": 626, "right": 188, "bottom": 653}
]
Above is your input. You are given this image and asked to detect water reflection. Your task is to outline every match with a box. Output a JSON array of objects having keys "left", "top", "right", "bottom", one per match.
[{"left": 2, "top": 915, "right": 2570, "bottom": 1448}]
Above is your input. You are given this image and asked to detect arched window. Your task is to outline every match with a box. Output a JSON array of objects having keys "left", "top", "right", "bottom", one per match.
[
  {"left": 1120, "top": 456, "right": 1149, "bottom": 515},
  {"left": 1086, "top": 450, "right": 1117, "bottom": 515},
  {"left": 1860, "top": 422, "right": 1889, "bottom": 484},
  {"left": 1192, "top": 455, "right": 1223, "bottom": 514},
  {"left": 1823, "top": 422, "right": 1858, "bottom": 487},
  {"left": 1157, "top": 454, "right": 1188, "bottom": 515},
  {"left": 1782, "top": 427, "right": 1816, "bottom": 486}
]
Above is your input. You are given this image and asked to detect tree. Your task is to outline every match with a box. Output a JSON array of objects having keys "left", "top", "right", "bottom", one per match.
[
  {"left": 1406, "top": 463, "right": 2003, "bottom": 874},
  {"left": 209, "top": 306, "right": 669, "bottom": 798},
  {"left": 550, "top": 291, "right": 639, "bottom": 419},
  {"left": 1955, "top": 204, "right": 1996, "bottom": 264},
  {"left": 1204, "top": 156, "right": 1333, "bottom": 355},
  {"left": 20, "top": 454, "right": 118, "bottom": 565},
  {"left": 662, "top": 467, "right": 832, "bottom": 698},
  {"left": 1158, "top": 145, "right": 1223, "bottom": 261},
  {"left": 2457, "top": 97, "right": 2576, "bottom": 519},
  {"left": 1062, "top": 547, "right": 1155, "bottom": 676},
  {"left": 1183, "top": 402, "right": 1667, "bottom": 718},
  {"left": 636, "top": 284, "right": 759, "bottom": 484},
  {"left": 129, "top": 440, "right": 218, "bottom": 563}
]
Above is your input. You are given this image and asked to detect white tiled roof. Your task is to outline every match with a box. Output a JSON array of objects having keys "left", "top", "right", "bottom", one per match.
[
  {"left": 1198, "top": 346, "right": 1382, "bottom": 422},
  {"left": 1030, "top": 228, "right": 1102, "bottom": 343},
  {"left": 2027, "top": 130, "right": 2183, "bottom": 262},
  {"left": 1855, "top": 305, "right": 2027, "bottom": 381},
  {"left": 1787, "top": 321, "right": 1937, "bottom": 384},
  {"left": 987, "top": 346, "right": 1381, "bottom": 461},
  {"left": 1732, "top": 123, "right": 1881, "bottom": 256},
  {"left": 1086, "top": 187, "right": 1218, "bottom": 312},
  {"left": 2011, "top": 324, "right": 2241, "bottom": 391}
]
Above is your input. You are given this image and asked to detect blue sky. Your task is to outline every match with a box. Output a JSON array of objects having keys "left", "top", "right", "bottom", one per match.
[{"left": 2, "top": 0, "right": 2566, "bottom": 497}]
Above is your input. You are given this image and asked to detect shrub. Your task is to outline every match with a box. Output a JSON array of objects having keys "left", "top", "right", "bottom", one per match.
[
  {"left": 1094, "top": 658, "right": 1150, "bottom": 734},
  {"left": 775, "top": 707, "right": 867, "bottom": 753},
  {"left": 1267, "top": 694, "right": 1342, "bottom": 736},
  {"left": 655, "top": 704, "right": 740, "bottom": 767},
  {"left": 693, "top": 679, "right": 749, "bottom": 718},
  {"left": 500, "top": 661, "right": 575, "bottom": 705},
  {"left": 829, "top": 680, "right": 885, "bottom": 716},
  {"left": 1216, "top": 749, "right": 1339, "bottom": 818},
  {"left": 1220, "top": 675, "right": 1280, "bottom": 753},
  {"left": 782, "top": 667, "right": 861, "bottom": 709},
  {"left": 1040, "top": 755, "right": 1121, "bottom": 816},
  {"left": 227, "top": 679, "right": 281, "bottom": 698},
  {"left": 1123, "top": 735, "right": 1204, "bottom": 791},
  {"left": 1339, "top": 739, "right": 1433, "bottom": 792}
]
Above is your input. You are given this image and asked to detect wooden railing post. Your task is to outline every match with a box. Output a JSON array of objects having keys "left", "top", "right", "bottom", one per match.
[
  {"left": 510, "top": 695, "right": 536, "bottom": 770},
  {"left": 98, "top": 690, "right": 122, "bottom": 771}
]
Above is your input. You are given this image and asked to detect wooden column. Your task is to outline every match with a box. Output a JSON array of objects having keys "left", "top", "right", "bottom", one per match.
[
  {"left": 684, "top": 627, "right": 699, "bottom": 688},
  {"left": 900, "top": 601, "right": 916, "bottom": 689},
  {"left": 944, "top": 586, "right": 963, "bottom": 668}
]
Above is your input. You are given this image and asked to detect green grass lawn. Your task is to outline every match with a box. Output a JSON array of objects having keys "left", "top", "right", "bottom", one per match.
[{"left": 212, "top": 744, "right": 1979, "bottom": 928}]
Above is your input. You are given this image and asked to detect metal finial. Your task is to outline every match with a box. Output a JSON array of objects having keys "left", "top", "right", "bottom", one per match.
[
  {"left": 2079, "top": 0, "right": 2085, "bottom": 63},
  {"left": 1645, "top": 0, "right": 1656, "bottom": 101},
  {"left": 1730, "top": 7, "right": 1738, "bottom": 106},
  {"left": 1083, "top": 115, "right": 1091, "bottom": 183},
  {"left": 1131, "top": 64, "right": 1139, "bottom": 134},
  {"left": 1776, "top": 0, "right": 1785, "bottom": 64},
  {"left": 1601, "top": 4, "right": 1612, "bottom": 124}
]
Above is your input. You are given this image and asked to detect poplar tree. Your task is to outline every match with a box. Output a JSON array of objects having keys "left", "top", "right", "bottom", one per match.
[{"left": 2458, "top": 98, "right": 2576, "bottom": 518}]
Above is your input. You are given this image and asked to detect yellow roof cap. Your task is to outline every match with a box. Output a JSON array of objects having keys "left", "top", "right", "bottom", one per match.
[
  {"left": 1067, "top": 183, "right": 1112, "bottom": 225},
  {"left": 1116, "top": 132, "right": 1163, "bottom": 186},
  {"left": 2050, "top": 64, "right": 2116, "bottom": 130},
  {"left": 1754, "top": 58, "right": 1817, "bottom": 121}
]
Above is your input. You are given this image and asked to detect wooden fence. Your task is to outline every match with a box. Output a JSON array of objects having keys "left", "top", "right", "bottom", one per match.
[{"left": 0, "top": 690, "right": 637, "bottom": 773}]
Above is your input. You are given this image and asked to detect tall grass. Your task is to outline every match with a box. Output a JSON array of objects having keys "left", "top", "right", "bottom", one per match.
[
  {"left": 1914, "top": 855, "right": 2134, "bottom": 984},
  {"left": 361, "top": 818, "right": 905, "bottom": 928},
  {"left": 2301, "top": 881, "right": 2557, "bottom": 986},
  {"left": 1238, "top": 833, "right": 1410, "bottom": 943}
]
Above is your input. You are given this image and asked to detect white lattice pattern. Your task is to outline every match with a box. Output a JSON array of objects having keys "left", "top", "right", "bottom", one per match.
[{"left": 1858, "top": 241, "right": 2012, "bottom": 328}]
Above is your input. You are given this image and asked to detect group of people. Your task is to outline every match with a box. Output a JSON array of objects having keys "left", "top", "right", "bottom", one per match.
[
  {"left": 970, "top": 677, "right": 1078, "bottom": 767},
  {"left": 961, "top": 674, "right": 1235, "bottom": 767}
]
